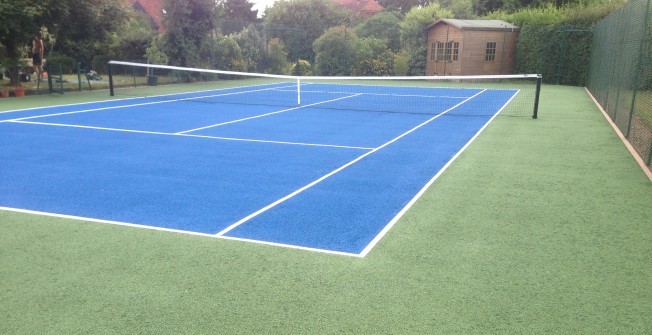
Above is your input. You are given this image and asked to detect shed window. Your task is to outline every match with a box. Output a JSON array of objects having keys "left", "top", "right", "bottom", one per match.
[
  {"left": 485, "top": 42, "right": 497, "bottom": 61},
  {"left": 445, "top": 41, "right": 459, "bottom": 61},
  {"left": 431, "top": 42, "right": 436, "bottom": 61},
  {"left": 436, "top": 41, "right": 445, "bottom": 61}
]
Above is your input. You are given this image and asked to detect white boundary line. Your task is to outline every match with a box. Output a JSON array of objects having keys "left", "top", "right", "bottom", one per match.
[
  {"left": 584, "top": 87, "right": 652, "bottom": 182},
  {"left": 10, "top": 120, "right": 373, "bottom": 150},
  {"left": 215, "top": 89, "right": 487, "bottom": 238},
  {"left": 0, "top": 206, "right": 361, "bottom": 257},
  {"left": 358, "top": 90, "right": 521, "bottom": 257},
  {"left": 176, "top": 93, "right": 363, "bottom": 134},
  {"left": 0, "top": 84, "right": 298, "bottom": 123},
  {"left": 0, "top": 81, "right": 291, "bottom": 115}
]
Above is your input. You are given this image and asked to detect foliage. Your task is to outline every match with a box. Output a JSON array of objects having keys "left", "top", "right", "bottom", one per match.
[
  {"left": 45, "top": 0, "right": 132, "bottom": 65},
  {"left": 163, "top": 0, "right": 217, "bottom": 67},
  {"left": 145, "top": 36, "right": 169, "bottom": 66},
  {"left": 392, "top": 51, "right": 410, "bottom": 76},
  {"left": 355, "top": 12, "right": 402, "bottom": 51},
  {"left": 438, "top": 0, "right": 476, "bottom": 19},
  {"left": 291, "top": 60, "right": 313, "bottom": 76},
  {"left": 91, "top": 55, "right": 112, "bottom": 74},
  {"left": 313, "top": 26, "right": 357, "bottom": 76},
  {"left": 352, "top": 38, "right": 393, "bottom": 76},
  {"left": 233, "top": 24, "right": 265, "bottom": 72},
  {"left": 486, "top": 2, "right": 623, "bottom": 85},
  {"left": 46, "top": 54, "right": 77, "bottom": 74},
  {"left": 114, "top": 14, "right": 156, "bottom": 62},
  {"left": 0, "top": 0, "right": 45, "bottom": 85},
  {"left": 377, "top": 0, "right": 434, "bottom": 14},
  {"left": 219, "top": 0, "right": 258, "bottom": 35},
  {"left": 266, "top": 38, "right": 290, "bottom": 75},
  {"left": 263, "top": 0, "right": 351, "bottom": 62},
  {"left": 400, "top": 2, "right": 454, "bottom": 75},
  {"left": 201, "top": 35, "right": 245, "bottom": 72}
]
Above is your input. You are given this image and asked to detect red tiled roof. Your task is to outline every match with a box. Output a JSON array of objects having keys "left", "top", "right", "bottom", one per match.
[
  {"left": 332, "top": 0, "right": 383, "bottom": 17},
  {"left": 128, "top": 0, "right": 165, "bottom": 33}
]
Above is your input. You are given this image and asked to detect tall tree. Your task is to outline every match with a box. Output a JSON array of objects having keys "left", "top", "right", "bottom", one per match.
[
  {"left": 263, "top": 0, "right": 350, "bottom": 62},
  {"left": 220, "top": 0, "right": 258, "bottom": 35},
  {"left": 377, "top": 0, "right": 435, "bottom": 14},
  {"left": 313, "top": 26, "right": 357, "bottom": 76},
  {"left": 0, "top": 0, "right": 130, "bottom": 86},
  {"left": 400, "top": 2, "right": 453, "bottom": 75},
  {"left": 0, "top": 0, "right": 45, "bottom": 85},
  {"left": 355, "top": 12, "right": 402, "bottom": 51},
  {"left": 163, "top": 0, "right": 217, "bottom": 67}
]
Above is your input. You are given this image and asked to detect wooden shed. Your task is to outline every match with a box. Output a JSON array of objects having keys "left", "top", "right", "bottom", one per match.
[{"left": 425, "top": 19, "right": 520, "bottom": 76}]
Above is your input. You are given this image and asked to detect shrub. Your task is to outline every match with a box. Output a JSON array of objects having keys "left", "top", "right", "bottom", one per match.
[
  {"left": 291, "top": 60, "right": 313, "bottom": 76},
  {"left": 45, "top": 55, "right": 77, "bottom": 74}
]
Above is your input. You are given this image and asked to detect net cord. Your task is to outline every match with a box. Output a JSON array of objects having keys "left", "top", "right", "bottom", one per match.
[{"left": 108, "top": 60, "right": 540, "bottom": 81}]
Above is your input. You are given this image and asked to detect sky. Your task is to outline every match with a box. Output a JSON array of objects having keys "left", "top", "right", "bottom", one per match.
[{"left": 250, "top": 0, "right": 279, "bottom": 16}]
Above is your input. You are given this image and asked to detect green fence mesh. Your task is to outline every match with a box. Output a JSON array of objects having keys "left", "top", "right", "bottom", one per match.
[{"left": 587, "top": 0, "right": 652, "bottom": 169}]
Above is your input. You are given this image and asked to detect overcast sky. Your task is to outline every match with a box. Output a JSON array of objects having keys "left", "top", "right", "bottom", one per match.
[{"left": 250, "top": 0, "right": 278, "bottom": 16}]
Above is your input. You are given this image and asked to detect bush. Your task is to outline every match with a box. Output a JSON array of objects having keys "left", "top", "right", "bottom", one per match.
[
  {"left": 45, "top": 55, "right": 77, "bottom": 74},
  {"left": 92, "top": 55, "right": 112, "bottom": 74},
  {"left": 291, "top": 60, "right": 313, "bottom": 76}
]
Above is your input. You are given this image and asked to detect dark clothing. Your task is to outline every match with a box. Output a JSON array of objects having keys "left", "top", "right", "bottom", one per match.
[{"left": 33, "top": 53, "right": 42, "bottom": 66}]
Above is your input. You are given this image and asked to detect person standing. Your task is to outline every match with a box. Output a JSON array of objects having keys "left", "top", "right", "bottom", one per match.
[{"left": 32, "top": 34, "right": 44, "bottom": 80}]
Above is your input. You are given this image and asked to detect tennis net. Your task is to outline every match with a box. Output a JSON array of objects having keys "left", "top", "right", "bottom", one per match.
[{"left": 108, "top": 61, "right": 541, "bottom": 118}]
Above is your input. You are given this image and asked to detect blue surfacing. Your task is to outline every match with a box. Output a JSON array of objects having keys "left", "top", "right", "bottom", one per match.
[
  {"left": 0, "top": 122, "right": 364, "bottom": 233},
  {"left": 0, "top": 86, "right": 517, "bottom": 255},
  {"left": 223, "top": 89, "right": 517, "bottom": 253}
]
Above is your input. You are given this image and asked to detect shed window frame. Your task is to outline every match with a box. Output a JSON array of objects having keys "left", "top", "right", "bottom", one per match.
[{"left": 485, "top": 41, "right": 497, "bottom": 62}]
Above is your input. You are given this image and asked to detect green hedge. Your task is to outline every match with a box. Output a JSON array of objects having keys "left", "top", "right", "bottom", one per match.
[
  {"left": 487, "top": 2, "right": 623, "bottom": 86},
  {"left": 45, "top": 55, "right": 77, "bottom": 74}
]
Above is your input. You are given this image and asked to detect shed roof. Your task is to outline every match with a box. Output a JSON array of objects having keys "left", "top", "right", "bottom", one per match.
[{"left": 426, "top": 19, "right": 520, "bottom": 32}]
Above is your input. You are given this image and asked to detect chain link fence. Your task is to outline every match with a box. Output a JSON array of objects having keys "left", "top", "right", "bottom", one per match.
[{"left": 587, "top": 0, "right": 652, "bottom": 169}]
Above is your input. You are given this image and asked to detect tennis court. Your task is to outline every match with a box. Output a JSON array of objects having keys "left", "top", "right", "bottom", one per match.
[{"left": 0, "top": 74, "right": 530, "bottom": 256}]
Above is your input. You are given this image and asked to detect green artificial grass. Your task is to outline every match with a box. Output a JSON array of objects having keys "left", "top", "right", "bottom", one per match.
[{"left": 1, "top": 85, "right": 650, "bottom": 334}]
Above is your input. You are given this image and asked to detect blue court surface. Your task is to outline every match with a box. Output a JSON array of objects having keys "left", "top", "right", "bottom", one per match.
[{"left": 0, "top": 82, "right": 518, "bottom": 257}]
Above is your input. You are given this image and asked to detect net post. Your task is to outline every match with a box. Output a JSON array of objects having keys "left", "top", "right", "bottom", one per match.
[
  {"left": 297, "top": 78, "right": 301, "bottom": 105},
  {"left": 108, "top": 62, "right": 114, "bottom": 96},
  {"left": 533, "top": 74, "right": 542, "bottom": 119}
]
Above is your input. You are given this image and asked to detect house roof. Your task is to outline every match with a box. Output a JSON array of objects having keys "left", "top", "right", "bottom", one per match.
[
  {"left": 332, "top": 0, "right": 384, "bottom": 17},
  {"left": 128, "top": 0, "right": 165, "bottom": 33},
  {"left": 426, "top": 19, "right": 520, "bottom": 32}
]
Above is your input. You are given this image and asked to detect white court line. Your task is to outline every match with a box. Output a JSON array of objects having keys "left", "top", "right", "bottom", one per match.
[
  {"left": 0, "top": 81, "right": 292, "bottom": 115},
  {"left": 358, "top": 89, "right": 521, "bottom": 257},
  {"left": 0, "top": 84, "right": 299, "bottom": 123},
  {"left": 10, "top": 120, "right": 373, "bottom": 150},
  {"left": 0, "top": 206, "right": 361, "bottom": 257},
  {"left": 273, "top": 88, "right": 469, "bottom": 99},
  {"left": 176, "top": 93, "right": 363, "bottom": 134},
  {"left": 215, "top": 89, "right": 488, "bottom": 238}
]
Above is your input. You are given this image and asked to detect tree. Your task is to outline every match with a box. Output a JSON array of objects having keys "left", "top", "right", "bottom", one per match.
[
  {"left": 0, "top": 0, "right": 45, "bottom": 85},
  {"left": 438, "top": 0, "right": 476, "bottom": 19},
  {"left": 202, "top": 35, "right": 245, "bottom": 71},
  {"left": 400, "top": 3, "right": 453, "bottom": 75},
  {"left": 313, "top": 26, "right": 357, "bottom": 76},
  {"left": 355, "top": 12, "right": 402, "bottom": 51},
  {"left": 0, "top": 0, "right": 130, "bottom": 86},
  {"left": 266, "top": 38, "right": 290, "bottom": 74},
  {"left": 263, "top": 0, "right": 350, "bottom": 62},
  {"left": 220, "top": 0, "right": 258, "bottom": 35},
  {"left": 352, "top": 38, "right": 393, "bottom": 76},
  {"left": 233, "top": 24, "right": 265, "bottom": 72},
  {"left": 163, "top": 0, "right": 217, "bottom": 67},
  {"left": 377, "top": 0, "right": 435, "bottom": 14}
]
